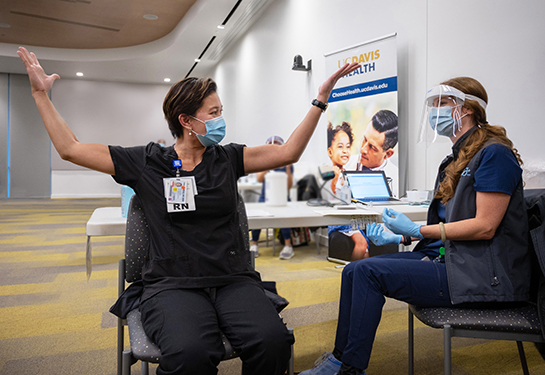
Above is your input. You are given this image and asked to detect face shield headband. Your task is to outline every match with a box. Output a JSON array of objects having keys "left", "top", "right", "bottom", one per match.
[
  {"left": 418, "top": 85, "right": 487, "bottom": 145},
  {"left": 266, "top": 135, "right": 285, "bottom": 146},
  {"left": 424, "top": 85, "right": 487, "bottom": 111}
]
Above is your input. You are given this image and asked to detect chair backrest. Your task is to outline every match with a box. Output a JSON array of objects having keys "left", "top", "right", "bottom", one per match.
[
  {"left": 124, "top": 193, "right": 250, "bottom": 283},
  {"left": 124, "top": 194, "right": 149, "bottom": 283},
  {"left": 296, "top": 174, "right": 322, "bottom": 201},
  {"left": 525, "top": 188, "right": 545, "bottom": 337},
  {"left": 237, "top": 194, "right": 250, "bottom": 253}
]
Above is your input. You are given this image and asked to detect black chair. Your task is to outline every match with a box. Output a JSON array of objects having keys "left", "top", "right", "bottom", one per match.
[
  {"left": 408, "top": 189, "right": 545, "bottom": 375},
  {"left": 115, "top": 194, "right": 294, "bottom": 375}
]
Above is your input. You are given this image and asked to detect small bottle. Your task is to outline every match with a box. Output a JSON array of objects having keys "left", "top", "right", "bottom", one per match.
[{"left": 339, "top": 172, "right": 351, "bottom": 205}]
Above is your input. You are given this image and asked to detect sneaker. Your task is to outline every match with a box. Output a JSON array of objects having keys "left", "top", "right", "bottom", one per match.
[
  {"left": 299, "top": 352, "right": 341, "bottom": 375},
  {"left": 279, "top": 245, "right": 294, "bottom": 260},
  {"left": 250, "top": 244, "right": 259, "bottom": 258}
]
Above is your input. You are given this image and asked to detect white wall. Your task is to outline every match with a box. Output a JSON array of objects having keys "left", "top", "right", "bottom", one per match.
[
  {"left": 49, "top": 79, "right": 171, "bottom": 197},
  {"left": 52, "top": 79, "right": 172, "bottom": 169},
  {"left": 51, "top": 170, "right": 121, "bottom": 198},
  {"left": 425, "top": 0, "right": 545, "bottom": 189},
  {"left": 46, "top": 0, "right": 545, "bottom": 197},
  {"left": 214, "top": 0, "right": 427, "bottom": 193},
  {"left": 211, "top": 0, "right": 545, "bottom": 191}
]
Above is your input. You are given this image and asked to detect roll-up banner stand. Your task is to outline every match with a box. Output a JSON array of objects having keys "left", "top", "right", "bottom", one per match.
[{"left": 325, "top": 33, "right": 399, "bottom": 263}]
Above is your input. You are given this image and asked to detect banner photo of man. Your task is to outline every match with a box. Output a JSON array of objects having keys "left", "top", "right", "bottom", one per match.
[
  {"left": 325, "top": 33, "right": 398, "bottom": 197},
  {"left": 324, "top": 34, "right": 399, "bottom": 262}
]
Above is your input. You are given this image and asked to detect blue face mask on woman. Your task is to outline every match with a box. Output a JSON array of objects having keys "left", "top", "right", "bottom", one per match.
[
  {"left": 191, "top": 116, "right": 226, "bottom": 147},
  {"left": 428, "top": 106, "right": 460, "bottom": 137}
]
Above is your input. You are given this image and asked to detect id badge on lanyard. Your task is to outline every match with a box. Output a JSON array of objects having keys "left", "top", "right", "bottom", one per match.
[{"left": 163, "top": 159, "right": 198, "bottom": 212}]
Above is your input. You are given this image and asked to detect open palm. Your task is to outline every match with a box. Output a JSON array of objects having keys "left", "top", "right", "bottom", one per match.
[
  {"left": 17, "top": 47, "right": 60, "bottom": 94},
  {"left": 318, "top": 62, "right": 360, "bottom": 100}
]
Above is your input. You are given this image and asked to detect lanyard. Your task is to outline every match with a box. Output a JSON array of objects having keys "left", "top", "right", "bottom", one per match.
[
  {"left": 164, "top": 159, "right": 197, "bottom": 212},
  {"left": 173, "top": 159, "right": 182, "bottom": 177}
]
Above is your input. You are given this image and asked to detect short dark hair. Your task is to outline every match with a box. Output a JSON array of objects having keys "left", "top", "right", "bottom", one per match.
[
  {"left": 327, "top": 122, "right": 354, "bottom": 148},
  {"left": 371, "top": 110, "right": 398, "bottom": 150},
  {"left": 162, "top": 77, "right": 217, "bottom": 138}
]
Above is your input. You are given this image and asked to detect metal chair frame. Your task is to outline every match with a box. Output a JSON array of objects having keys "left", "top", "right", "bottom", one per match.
[
  {"left": 408, "top": 304, "right": 545, "bottom": 375},
  {"left": 408, "top": 189, "right": 545, "bottom": 375}
]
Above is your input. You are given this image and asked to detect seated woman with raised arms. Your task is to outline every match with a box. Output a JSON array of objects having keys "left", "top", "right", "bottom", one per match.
[{"left": 17, "top": 46, "right": 359, "bottom": 375}]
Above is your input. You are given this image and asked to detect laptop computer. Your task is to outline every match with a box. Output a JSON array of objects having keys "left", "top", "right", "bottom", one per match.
[{"left": 345, "top": 170, "right": 402, "bottom": 204}]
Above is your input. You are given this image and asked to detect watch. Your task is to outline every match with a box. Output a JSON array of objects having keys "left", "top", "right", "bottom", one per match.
[{"left": 311, "top": 99, "right": 328, "bottom": 112}]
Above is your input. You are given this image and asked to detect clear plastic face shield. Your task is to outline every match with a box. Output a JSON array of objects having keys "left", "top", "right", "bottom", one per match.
[
  {"left": 266, "top": 135, "right": 284, "bottom": 146},
  {"left": 418, "top": 85, "right": 487, "bottom": 145}
]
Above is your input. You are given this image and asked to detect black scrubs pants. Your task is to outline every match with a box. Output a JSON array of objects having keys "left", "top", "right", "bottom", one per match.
[{"left": 140, "top": 282, "right": 294, "bottom": 375}]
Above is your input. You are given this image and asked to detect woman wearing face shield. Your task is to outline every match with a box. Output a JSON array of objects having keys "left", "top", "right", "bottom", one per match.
[
  {"left": 301, "top": 77, "right": 530, "bottom": 375},
  {"left": 17, "top": 46, "right": 360, "bottom": 375}
]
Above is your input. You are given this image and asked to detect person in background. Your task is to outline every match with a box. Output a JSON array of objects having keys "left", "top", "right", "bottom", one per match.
[
  {"left": 18, "top": 46, "right": 360, "bottom": 375},
  {"left": 327, "top": 224, "right": 369, "bottom": 261},
  {"left": 158, "top": 138, "right": 167, "bottom": 147},
  {"left": 301, "top": 77, "right": 530, "bottom": 375},
  {"left": 250, "top": 136, "right": 295, "bottom": 260},
  {"left": 327, "top": 122, "right": 354, "bottom": 195}
]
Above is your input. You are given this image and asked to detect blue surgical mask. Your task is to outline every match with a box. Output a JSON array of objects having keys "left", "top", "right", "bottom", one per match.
[
  {"left": 191, "top": 116, "right": 226, "bottom": 147},
  {"left": 428, "top": 106, "right": 456, "bottom": 137}
]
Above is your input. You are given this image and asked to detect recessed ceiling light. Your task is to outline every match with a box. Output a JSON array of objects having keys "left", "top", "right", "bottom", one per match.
[
  {"left": 76, "top": 72, "right": 84, "bottom": 77},
  {"left": 217, "top": 25, "right": 225, "bottom": 30},
  {"left": 143, "top": 14, "right": 158, "bottom": 20},
  {"left": 164, "top": 78, "right": 171, "bottom": 83},
  {"left": 0, "top": 23, "right": 10, "bottom": 28},
  {"left": 194, "top": 58, "right": 201, "bottom": 63}
]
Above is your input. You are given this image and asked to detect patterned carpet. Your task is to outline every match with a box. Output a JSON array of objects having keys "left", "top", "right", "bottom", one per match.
[{"left": 1, "top": 198, "right": 544, "bottom": 375}]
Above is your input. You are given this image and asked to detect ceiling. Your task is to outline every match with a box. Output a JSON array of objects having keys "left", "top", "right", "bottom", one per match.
[{"left": 0, "top": 0, "right": 275, "bottom": 84}]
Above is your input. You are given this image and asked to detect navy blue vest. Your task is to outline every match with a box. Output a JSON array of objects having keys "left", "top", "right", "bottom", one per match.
[{"left": 418, "top": 129, "right": 531, "bottom": 304}]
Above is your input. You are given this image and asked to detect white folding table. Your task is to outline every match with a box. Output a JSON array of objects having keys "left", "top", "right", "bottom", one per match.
[
  {"left": 85, "top": 207, "right": 127, "bottom": 278},
  {"left": 85, "top": 201, "right": 428, "bottom": 276}
]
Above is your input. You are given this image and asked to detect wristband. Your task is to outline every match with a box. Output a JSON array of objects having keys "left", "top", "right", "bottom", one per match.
[
  {"left": 439, "top": 222, "right": 446, "bottom": 243},
  {"left": 311, "top": 99, "right": 328, "bottom": 112},
  {"left": 402, "top": 235, "right": 412, "bottom": 246}
]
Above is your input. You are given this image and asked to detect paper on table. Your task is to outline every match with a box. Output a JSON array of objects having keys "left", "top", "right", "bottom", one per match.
[
  {"left": 311, "top": 208, "right": 381, "bottom": 217},
  {"left": 246, "top": 209, "right": 274, "bottom": 218}
]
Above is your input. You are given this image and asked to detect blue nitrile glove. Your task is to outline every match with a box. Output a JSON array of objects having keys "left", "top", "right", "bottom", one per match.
[
  {"left": 382, "top": 207, "right": 423, "bottom": 239},
  {"left": 366, "top": 222, "right": 402, "bottom": 246}
]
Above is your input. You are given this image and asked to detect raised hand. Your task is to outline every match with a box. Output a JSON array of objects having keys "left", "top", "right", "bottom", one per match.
[
  {"left": 17, "top": 47, "right": 60, "bottom": 95},
  {"left": 317, "top": 62, "right": 360, "bottom": 101}
]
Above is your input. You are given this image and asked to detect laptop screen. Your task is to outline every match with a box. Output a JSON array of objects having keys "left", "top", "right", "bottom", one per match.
[{"left": 345, "top": 171, "right": 392, "bottom": 201}]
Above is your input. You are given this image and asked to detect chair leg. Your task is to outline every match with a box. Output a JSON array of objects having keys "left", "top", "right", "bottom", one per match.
[
  {"left": 141, "top": 361, "right": 150, "bottom": 375},
  {"left": 408, "top": 308, "right": 414, "bottom": 375},
  {"left": 517, "top": 341, "right": 530, "bottom": 375},
  {"left": 117, "top": 318, "right": 124, "bottom": 375},
  {"left": 272, "top": 229, "right": 276, "bottom": 256},
  {"left": 117, "top": 259, "right": 126, "bottom": 375},
  {"left": 288, "top": 327, "right": 295, "bottom": 375},
  {"left": 122, "top": 350, "right": 131, "bottom": 375},
  {"left": 444, "top": 324, "right": 452, "bottom": 375}
]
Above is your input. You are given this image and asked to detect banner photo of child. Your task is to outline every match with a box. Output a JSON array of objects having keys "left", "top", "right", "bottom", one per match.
[{"left": 325, "top": 95, "right": 399, "bottom": 262}]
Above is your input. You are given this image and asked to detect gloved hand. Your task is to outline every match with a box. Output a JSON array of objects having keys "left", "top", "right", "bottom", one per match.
[
  {"left": 382, "top": 207, "right": 423, "bottom": 239},
  {"left": 366, "top": 223, "right": 402, "bottom": 246}
]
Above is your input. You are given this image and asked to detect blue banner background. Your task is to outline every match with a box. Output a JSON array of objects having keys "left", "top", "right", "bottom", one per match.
[{"left": 328, "top": 76, "right": 397, "bottom": 103}]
